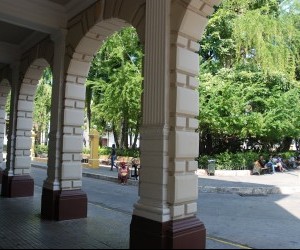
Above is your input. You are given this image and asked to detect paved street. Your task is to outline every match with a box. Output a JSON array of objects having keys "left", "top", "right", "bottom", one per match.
[{"left": 0, "top": 166, "right": 300, "bottom": 249}]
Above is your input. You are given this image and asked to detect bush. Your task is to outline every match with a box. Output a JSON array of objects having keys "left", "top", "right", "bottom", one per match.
[
  {"left": 99, "top": 147, "right": 140, "bottom": 158},
  {"left": 197, "top": 150, "right": 297, "bottom": 170},
  {"left": 82, "top": 147, "right": 90, "bottom": 155},
  {"left": 99, "top": 147, "right": 111, "bottom": 156},
  {"left": 35, "top": 144, "right": 48, "bottom": 157},
  {"left": 196, "top": 155, "right": 209, "bottom": 169}
]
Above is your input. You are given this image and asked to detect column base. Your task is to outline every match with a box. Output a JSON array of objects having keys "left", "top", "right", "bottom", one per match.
[
  {"left": 41, "top": 188, "right": 88, "bottom": 221},
  {"left": 1, "top": 174, "right": 34, "bottom": 198},
  {"left": 130, "top": 215, "right": 206, "bottom": 249}
]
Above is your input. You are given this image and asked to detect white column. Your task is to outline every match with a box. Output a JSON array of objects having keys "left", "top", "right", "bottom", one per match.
[
  {"left": 43, "top": 29, "right": 67, "bottom": 191},
  {"left": 133, "top": 0, "right": 171, "bottom": 223},
  {"left": 167, "top": 2, "right": 210, "bottom": 221}
]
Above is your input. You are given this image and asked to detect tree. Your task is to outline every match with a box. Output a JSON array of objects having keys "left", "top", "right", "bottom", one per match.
[
  {"left": 33, "top": 67, "right": 52, "bottom": 145},
  {"left": 198, "top": 0, "right": 300, "bottom": 154},
  {"left": 199, "top": 67, "right": 300, "bottom": 154},
  {"left": 87, "top": 26, "right": 143, "bottom": 149},
  {"left": 200, "top": 0, "right": 299, "bottom": 78}
]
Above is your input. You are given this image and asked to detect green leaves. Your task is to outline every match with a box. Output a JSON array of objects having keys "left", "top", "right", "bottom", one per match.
[
  {"left": 199, "top": 68, "right": 300, "bottom": 148},
  {"left": 199, "top": 0, "right": 300, "bottom": 154},
  {"left": 33, "top": 67, "right": 52, "bottom": 137},
  {"left": 87, "top": 27, "right": 143, "bottom": 148}
]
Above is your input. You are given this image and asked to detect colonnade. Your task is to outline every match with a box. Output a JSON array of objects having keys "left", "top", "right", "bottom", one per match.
[{"left": 0, "top": 0, "right": 221, "bottom": 248}]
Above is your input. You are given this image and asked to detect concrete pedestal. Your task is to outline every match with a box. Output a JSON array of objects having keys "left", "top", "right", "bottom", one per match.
[
  {"left": 130, "top": 215, "right": 206, "bottom": 249},
  {"left": 41, "top": 188, "right": 88, "bottom": 221},
  {"left": 1, "top": 174, "right": 34, "bottom": 198}
]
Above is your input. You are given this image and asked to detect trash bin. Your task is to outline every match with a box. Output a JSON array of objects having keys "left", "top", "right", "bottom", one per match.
[{"left": 207, "top": 159, "right": 216, "bottom": 176}]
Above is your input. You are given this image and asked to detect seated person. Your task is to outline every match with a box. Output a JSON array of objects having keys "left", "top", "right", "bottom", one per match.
[
  {"left": 295, "top": 155, "right": 300, "bottom": 168},
  {"left": 270, "top": 155, "right": 288, "bottom": 172},
  {"left": 288, "top": 155, "right": 300, "bottom": 169},
  {"left": 265, "top": 155, "right": 277, "bottom": 174},
  {"left": 118, "top": 162, "right": 129, "bottom": 185},
  {"left": 277, "top": 154, "right": 289, "bottom": 170},
  {"left": 253, "top": 155, "right": 269, "bottom": 175}
]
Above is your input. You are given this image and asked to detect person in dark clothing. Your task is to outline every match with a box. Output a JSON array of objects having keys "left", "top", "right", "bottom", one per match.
[
  {"left": 131, "top": 158, "right": 139, "bottom": 180},
  {"left": 110, "top": 144, "right": 118, "bottom": 171}
]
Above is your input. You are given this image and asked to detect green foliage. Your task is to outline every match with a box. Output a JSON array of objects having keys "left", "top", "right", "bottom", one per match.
[
  {"left": 87, "top": 26, "right": 143, "bottom": 148},
  {"left": 33, "top": 67, "right": 52, "bottom": 135},
  {"left": 200, "top": 0, "right": 300, "bottom": 78},
  {"left": 35, "top": 144, "right": 48, "bottom": 156},
  {"left": 98, "top": 146, "right": 140, "bottom": 158},
  {"left": 199, "top": 0, "right": 300, "bottom": 154},
  {"left": 99, "top": 147, "right": 111, "bottom": 156},
  {"left": 82, "top": 147, "right": 90, "bottom": 155},
  {"left": 5, "top": 92, "right": 11, "bottom": 116},
  {"left": 197, "top": 155, "right": 209, "bottom": 169},
  {"left": 199, "top": 67, "right": 300, "bottom": 152},
  {"left": 197, "top": 151, "right": 294, "bottom": 170}
]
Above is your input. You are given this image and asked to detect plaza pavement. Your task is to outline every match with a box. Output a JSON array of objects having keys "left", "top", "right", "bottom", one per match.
[
  {"left": 0, "top": 161, "right": 299, "bottom": 249},
  {"left": 31, "top": 161, "right": 300, "bottom": 196}
]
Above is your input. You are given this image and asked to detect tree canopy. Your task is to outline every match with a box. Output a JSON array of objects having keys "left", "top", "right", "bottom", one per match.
[
  {"left": 198, "top": 0, "right": 300, "bottom": 154},
  {"left": 33, "top": 67, "right": 52, "bottom": 144},
  {"left": 87, "top": 26, "right": 143, "bottom": 149}
]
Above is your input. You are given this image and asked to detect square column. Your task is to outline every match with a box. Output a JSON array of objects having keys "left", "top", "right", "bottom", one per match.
[
  {"left": 130, "top": 0, "right": 205, "bottom": 249},
  {"left": 1, "top": 63, "right": 34, "bottom": 198},
  {"left": 41, "top": 29, "right": 87, "bottom": 221}
]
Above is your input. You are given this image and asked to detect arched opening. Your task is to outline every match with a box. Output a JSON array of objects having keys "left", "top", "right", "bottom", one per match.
[
  {"left": 1, "top": 58, "right": 51, "bottom": 198},
  {"left": 41, "top": 0, "right": 146, "bottom": 222},
  {"left": 85, "top": 26, "right": 143, "bottom": 151},
  {"left": 82, "top": 25, "right": 143, "bottom": 175},
  {"left": 32, "top": 66, "right": 53, "bottom": 158},
  {"left": 0, "top": 79, "right": 11, "bottom": 169}
]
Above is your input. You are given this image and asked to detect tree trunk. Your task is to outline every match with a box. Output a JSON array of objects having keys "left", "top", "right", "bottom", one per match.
[
  {"left": 281, "top": 137, "right": 293, "bottom": 152},
  {"left": 113, "top": 123, "right": 120, "bottom": 148},
  {"left": 86, "top": 85, "right": 92, "bottom": 132},
  {"left": 132, "top": 116, "right": 141, "bottom": 150}
]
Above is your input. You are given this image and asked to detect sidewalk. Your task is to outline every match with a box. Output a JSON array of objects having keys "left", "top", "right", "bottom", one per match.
[
  {"left": 1, "top": 162, "right": 300, "bottom": 249},
  {"left": 198, "top": 169, "right": 300, "bottom": 195},
  {"left": 30, "top": 161, "right": 300, "bottom": 195}
]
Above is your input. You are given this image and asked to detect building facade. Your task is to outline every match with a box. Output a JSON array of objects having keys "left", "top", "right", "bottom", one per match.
[{"left": 0, "top": 0, "right": 221, "bottom": 248}]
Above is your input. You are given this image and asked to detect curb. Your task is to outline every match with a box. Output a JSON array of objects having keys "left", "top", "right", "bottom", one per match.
[
  {"left": 31, "top": 163, "right": 139, "bottom": 187},
  {"left": 82, "top": 172, "right": 139, "bottom": 186},
  {"left": 31, "top": 164, "right": 300, "bottom": 194},
  {"left": 199, "top": 185, "right": 300, "bottom": 195}
]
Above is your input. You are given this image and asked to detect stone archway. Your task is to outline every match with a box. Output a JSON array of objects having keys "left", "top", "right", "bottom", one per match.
[
  {"left": 1, "top": 58, "right": 51, "bottom": 198},
  {"left": 40, "top": 1, "right": 222, "bottom": 247},
  {"left": 129, "top": 0, "right": 221, "bottom": 249},
  {"left": 41, "top": 0, "right": 146, "bottom": 221}
]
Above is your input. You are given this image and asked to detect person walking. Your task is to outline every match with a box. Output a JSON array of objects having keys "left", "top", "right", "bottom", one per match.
[{"left": 110, "top": 144, "right": 118, "bottom": 171}]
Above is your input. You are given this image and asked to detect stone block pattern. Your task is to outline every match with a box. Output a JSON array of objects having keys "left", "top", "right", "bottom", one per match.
[
  {"left": 168, "top": 0, "right": 221, "bottom": 220},
  {"left": 62, "top": 0, "right": 146, "bottom": 190},
  {"left": 15, "top": 59, "right": 49, "bottom": 175}
]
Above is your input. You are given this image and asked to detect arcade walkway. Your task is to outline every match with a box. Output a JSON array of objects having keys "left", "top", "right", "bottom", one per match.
[{"left": 1, "top": 165, "right": 300, "bottom": 249}]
